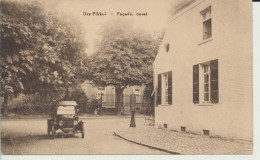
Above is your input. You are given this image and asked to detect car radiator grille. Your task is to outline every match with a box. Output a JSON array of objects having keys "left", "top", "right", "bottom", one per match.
[{"left": 63, "top": 120, "right": 73, "bottom": 128}]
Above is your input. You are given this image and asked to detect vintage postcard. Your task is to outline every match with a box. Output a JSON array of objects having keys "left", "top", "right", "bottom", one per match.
[{"left": 0, "top": 0, "right": 256, "bottom": 158}]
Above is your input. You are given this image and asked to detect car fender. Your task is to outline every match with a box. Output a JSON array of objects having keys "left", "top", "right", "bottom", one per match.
[{"left": 74, "top": 121, "right": 84, "bottom": 130}]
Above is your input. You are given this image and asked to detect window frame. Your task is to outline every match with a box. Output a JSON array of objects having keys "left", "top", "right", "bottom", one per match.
[
  {"left": 157, "top": 71, "right": 172, "bottom": 105},
  {"left": 201, "top": 63, "right": 211, "bottom": 103},
  {"left": 201, "top": 6, "right": 212, "bottom": 40},
  {"left": 162, "top": 73, "right": 169, "bottom": 104}
]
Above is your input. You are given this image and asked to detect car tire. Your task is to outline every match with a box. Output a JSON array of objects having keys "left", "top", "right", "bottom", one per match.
[
  {"left": 81, "top": 123, "right": 84, "bottom": 138},
  {"left": 51, "top": 125, "right": 55, "bottom": 139}
]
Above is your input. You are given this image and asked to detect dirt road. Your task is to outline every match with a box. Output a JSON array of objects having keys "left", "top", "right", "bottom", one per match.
[{"left": 1, "top": 117, "right": 167, "bottom": 155}]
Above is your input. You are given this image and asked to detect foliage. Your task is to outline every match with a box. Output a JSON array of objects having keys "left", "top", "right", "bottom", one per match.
[
  {"left": 7, "top": 94, "right": 55, "bottom": 115},
  {"left": 85, "top": 19, "right": 161, "bottom": 114},
  {"left": 87, "top": 21, "right": 158, "bottom": 87},
  {"left": 88, "top": 96, "right": 102, "bottom": 114},
  {"left": 0, "top": 1, "right": 87, "bottom": 115}
]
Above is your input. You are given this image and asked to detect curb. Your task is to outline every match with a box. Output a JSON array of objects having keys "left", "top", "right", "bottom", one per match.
[{"left": 113, "top": 132, "right": 181, "bottom": 155}]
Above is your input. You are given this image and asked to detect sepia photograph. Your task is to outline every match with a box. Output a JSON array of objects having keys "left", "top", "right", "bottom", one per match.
[{"left": 0, "top": 0, "right": 255, "bottom": 156}]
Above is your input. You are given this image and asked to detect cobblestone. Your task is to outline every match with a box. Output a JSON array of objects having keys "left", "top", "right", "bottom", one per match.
[{"left": 115, "top": 119, "right": 253, "bottom": 154}]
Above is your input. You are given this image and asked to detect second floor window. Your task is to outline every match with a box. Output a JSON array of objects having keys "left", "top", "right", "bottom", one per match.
[{"left": 201, "top": 6, "right": 212, "bottom": 40}]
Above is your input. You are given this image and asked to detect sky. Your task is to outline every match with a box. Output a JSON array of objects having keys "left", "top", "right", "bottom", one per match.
[{"left": 40, "top": 0, "right": 176, "bottom": 54}]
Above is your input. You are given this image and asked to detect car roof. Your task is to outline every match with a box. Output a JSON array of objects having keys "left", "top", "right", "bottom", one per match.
[{"left": 57, "top": 101, "right": 78, "bottom": 106}]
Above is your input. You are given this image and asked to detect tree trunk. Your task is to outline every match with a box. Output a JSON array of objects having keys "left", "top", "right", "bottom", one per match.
[
  {"left": 65, "top": 87, "right": 69, "bottom": 100},
  {"left": 115, "top": 87, "right": 124, "bottom": 115},
  {"left": 3, "top": 93, "right": 9, "bottom": 116}
]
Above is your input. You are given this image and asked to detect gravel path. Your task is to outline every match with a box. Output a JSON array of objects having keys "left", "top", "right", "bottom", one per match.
[{"left": 115, "top": 121, "right": 253, "bottom": 154}]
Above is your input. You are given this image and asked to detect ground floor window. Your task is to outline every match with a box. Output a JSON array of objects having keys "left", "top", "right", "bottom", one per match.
[
  {"left": 163, "top": 73, "right": 169, "bottom": 104},
  {"left": 157, "top": 71, "right": 172, "bottom": 105},
  {"left": 193, "top": 59, "right": 218, "bottom": 104},
  {"left": 202, "top": 63, "right": 210, "bottom": 102}
]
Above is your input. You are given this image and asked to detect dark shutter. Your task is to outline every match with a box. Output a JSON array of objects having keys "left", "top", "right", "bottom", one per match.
[
  {"left": 210, "top": 59, "right": 218, "bottom": 103},
  {"left": 193, "top": 64, "right": 199, "bottom": 103},
  {"left": 168, "top": 71, "right": 172, "bottom": 104},
  {"left": 157, "top": 74, "right": 162, "bottom": 105}
]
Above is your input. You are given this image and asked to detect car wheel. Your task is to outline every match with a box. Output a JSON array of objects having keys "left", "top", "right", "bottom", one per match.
[
  {"left": 81, "top": 123, "right": 85, "bottom": 138},
  {"left": 51, "top": 125, "right": 55, "bottom": 139}
]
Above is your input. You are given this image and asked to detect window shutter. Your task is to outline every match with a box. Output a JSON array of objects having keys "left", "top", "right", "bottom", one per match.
[
  {"left": 210, "top": 59, "right": 218, "bottom": 103},
  {"left": 157, "top": 74, "right": 162, "bottom": 105},
  {"left": 168, "top": 71, "right": 172, "bottom": 104},
  {"left": 193, "top": 64, "right": 199, "bottom": 103}
]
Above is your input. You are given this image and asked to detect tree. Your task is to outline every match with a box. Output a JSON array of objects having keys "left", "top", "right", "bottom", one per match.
[
  {"left": 0, "top": 1, "right": 86, "bottom": 115},
  {"left": 86, "top": 19, "right": 160, "bottom": 115}
]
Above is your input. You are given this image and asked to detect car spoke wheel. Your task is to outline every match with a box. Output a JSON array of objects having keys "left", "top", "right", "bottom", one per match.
[
  {"left": 51, "top": 125, "right": 55, "bottom": 139},
  {"left": 81, "top": 123, "right": 85, "bottom": 138}
]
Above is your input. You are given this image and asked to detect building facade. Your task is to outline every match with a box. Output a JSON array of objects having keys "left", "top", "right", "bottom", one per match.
[
  {"left": 81, "top": 81, "right": 149, "bottom": 113},
  {"left": 153, "top": 0, "right": 252, "bottom": 140}
]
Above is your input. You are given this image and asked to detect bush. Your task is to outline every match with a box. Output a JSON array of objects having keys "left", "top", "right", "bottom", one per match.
[
  {"left": 7, "top": 94, "right": 55, "bottom": 115},
  {"left": 69, "top": 87, "right": 89, "bottom": 113},
  {"left": 88, "top": 96, "right": 102, "bottom": 114}
]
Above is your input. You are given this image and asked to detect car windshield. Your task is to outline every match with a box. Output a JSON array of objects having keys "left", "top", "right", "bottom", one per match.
[{"left": 57, "top": 106, "right": 75, "bottom": 115}]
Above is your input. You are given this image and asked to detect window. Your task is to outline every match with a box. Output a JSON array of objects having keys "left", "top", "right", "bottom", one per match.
[
  {"left": 203, "top": 64, "right": 210, "bottom": 102},
  {"left": 133, "top": 88, "right": 142, "bottom": 103},
  {"left": 163, "top": 73, "right": 169, "bottom": 103},
  {"left": 193, "top": 59, "right": 218, "bottom": 104},
  {"left": 201, "top": 6, "right": 212, "bottom": 40},
  {"left": 157, "top": 71, "right": 172, "bottom": 105},
  {"left": 97, "top": 87, "right": 106, "bottom": 102},
  {"left": 133, "top": 88, "right": 141, "bottom": 94}
]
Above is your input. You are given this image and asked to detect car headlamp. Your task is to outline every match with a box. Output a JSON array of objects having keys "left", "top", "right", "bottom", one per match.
[
  {"left": 58, "top": 120, "right": 64, "bottom": 126},
  {"left": 73, "top": 120, "right": 78, "bottom": 125}
]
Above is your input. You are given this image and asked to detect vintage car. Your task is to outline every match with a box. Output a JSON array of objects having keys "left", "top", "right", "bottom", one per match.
[{"left": 47, "top": 101, "right": 84, "bottom": 139}]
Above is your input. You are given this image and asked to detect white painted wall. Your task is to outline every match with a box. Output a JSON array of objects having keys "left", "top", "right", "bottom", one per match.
[{"left": 154, "top": 0, "right": 252, "bottom": 140}]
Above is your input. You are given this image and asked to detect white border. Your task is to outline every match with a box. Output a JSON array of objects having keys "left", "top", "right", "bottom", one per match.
[{"left": 1, "top": 2, "right": 260, "bottom": 160}]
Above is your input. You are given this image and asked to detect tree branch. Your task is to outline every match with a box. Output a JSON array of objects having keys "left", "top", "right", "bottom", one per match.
[{"left": 121, "top": 85, "right": 127, "bottom": 90}]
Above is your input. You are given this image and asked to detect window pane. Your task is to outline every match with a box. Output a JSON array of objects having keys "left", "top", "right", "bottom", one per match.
[
  {"left": 203, "top": 19, "right": 212, "bottom": 39},
  {"left": 204, "top": 93, "right": 209, "bottom": 101},
  {"left": 204, "top": 84, "right": 209, "bottom": 92},
  {"left": 204, "top": 74, "right": 209, "bottom": 83},
  {"left": 165, "top": 96, "right": 168, "bottom": 102},
  {"left": 204, "top": 65, "right": 209, "bottom": 73}
]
